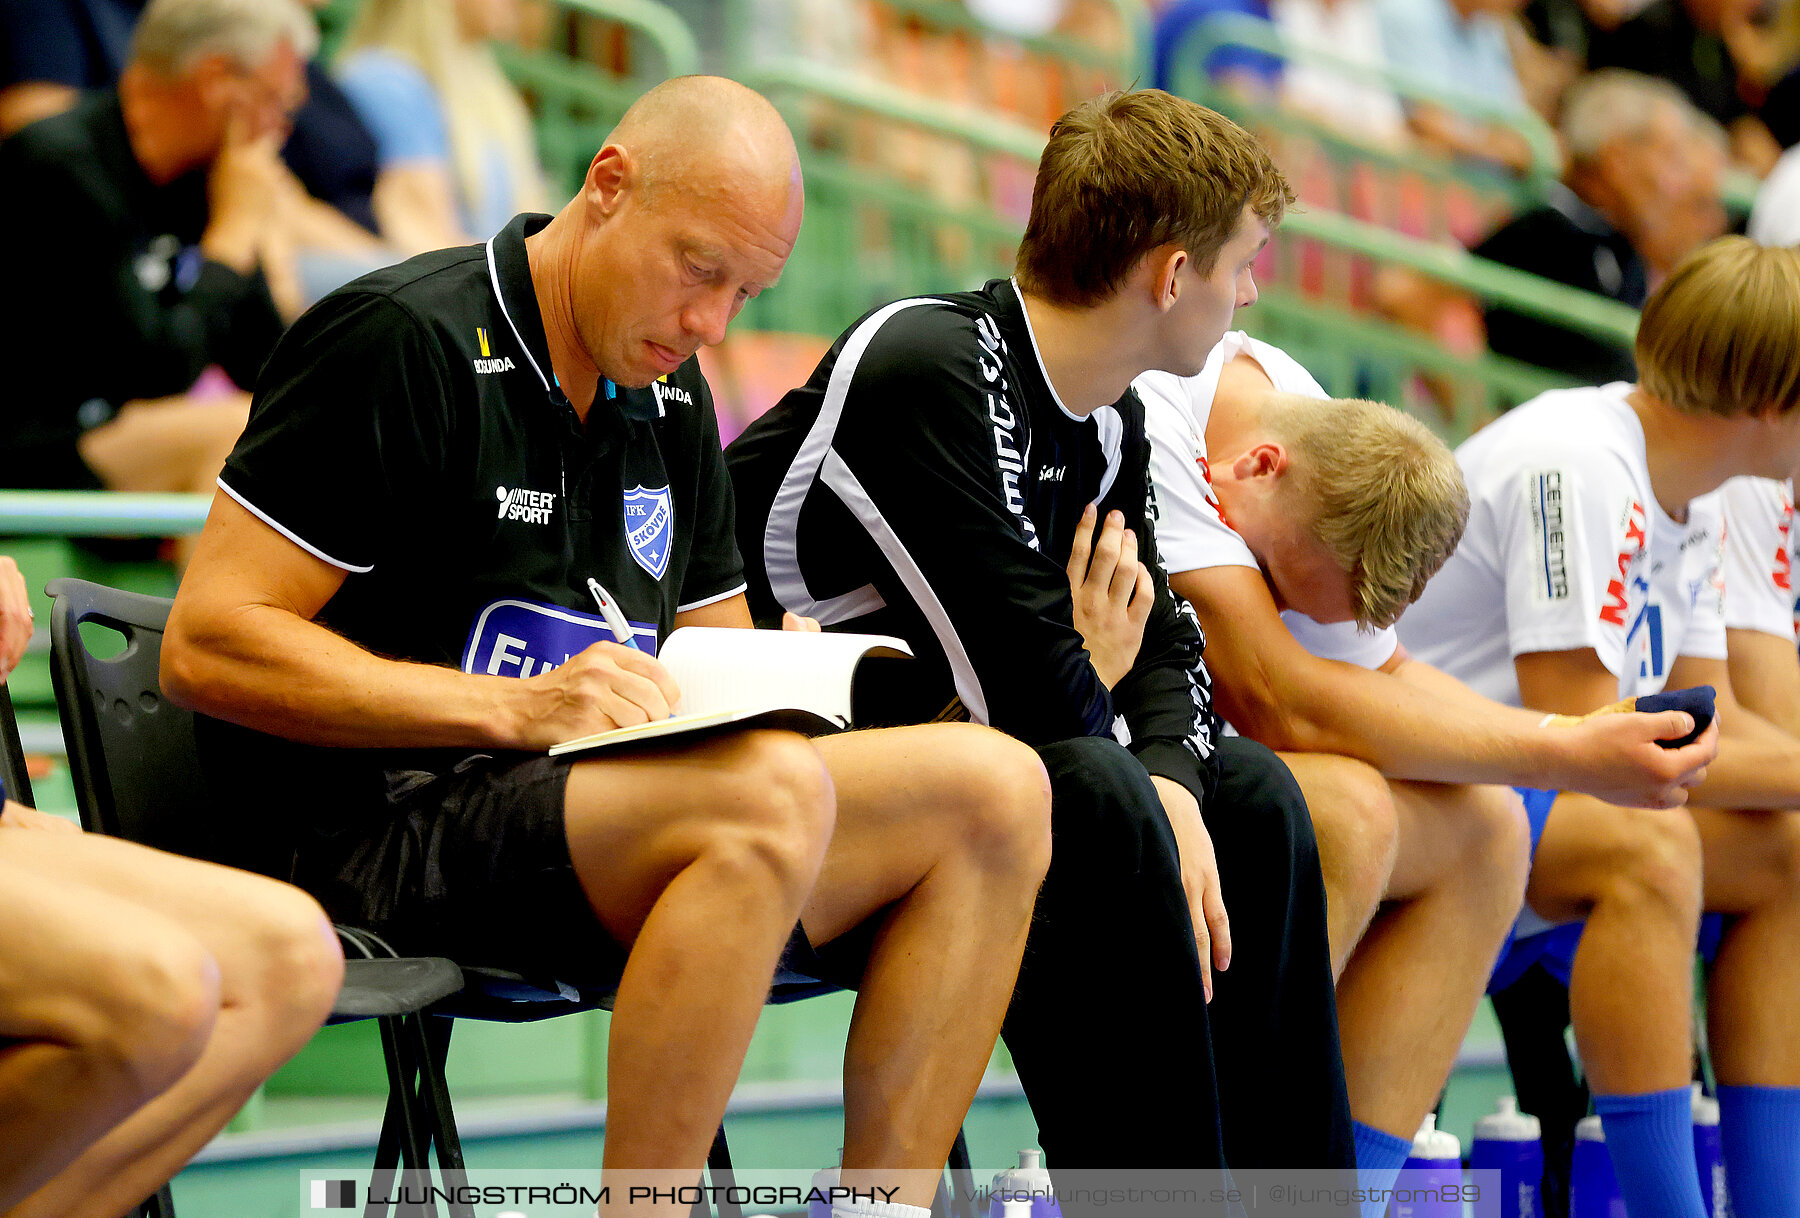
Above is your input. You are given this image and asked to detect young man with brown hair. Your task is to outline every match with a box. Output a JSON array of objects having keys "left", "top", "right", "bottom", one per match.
[
  {"left": 1400, "top": 237, "right": 1800, "bottom": 1218},
  {"left": 1138, "top": 334, "right": 1715, "bottom": 1208},
  {"left": 729, "top": 89, "right": 1356, "bottom": 1171}
]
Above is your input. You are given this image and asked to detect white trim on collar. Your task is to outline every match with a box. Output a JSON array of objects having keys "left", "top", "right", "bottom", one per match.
[
  {"left": 1006, "top": 277, "right": 1082, "bottom": 422},
  {"left": 485, "top": 235, "right": 553, "bottom": 394}
]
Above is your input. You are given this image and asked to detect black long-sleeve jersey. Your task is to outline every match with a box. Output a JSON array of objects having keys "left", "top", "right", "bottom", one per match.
[{"left": 728, "top": 279, "right": 1220, "bottom": 805}]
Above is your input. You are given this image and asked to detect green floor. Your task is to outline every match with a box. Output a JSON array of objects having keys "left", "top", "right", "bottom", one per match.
[{"left": 150, "top": 989, "right": 1517, "bottom": 1218}]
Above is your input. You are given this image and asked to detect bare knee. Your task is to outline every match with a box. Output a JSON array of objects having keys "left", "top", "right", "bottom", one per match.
[
  {"left": 1461, "top": 785, "right": 1533, "bottom": 901},
  {"left": 233, "top": 884, "right": 344, "bottom": 1047},
  {"left": 1602, "top": 806, "right": 1703, "bottom": 926},
  {"left": 1755, "top": 811, "right": 1800, "bottom": 904},
  {"left": 1305, "top": 758, "right": 1399, "bottom": 913},
  {"left": 924, "top": 724, "right": 1053, "bottom": 883},
  {"left": 712, "top": 730, "right": 836, "bottom": 904},
  {"left": 80, "top": 932, "right": 220, "bottom": 1105}
]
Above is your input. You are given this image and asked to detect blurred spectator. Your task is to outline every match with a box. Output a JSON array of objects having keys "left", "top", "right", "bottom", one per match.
[
  {"left": 0, "top": 0, "right": 469, "bottom": 305},
  {"left": 1476, "top": 69, "right": 1727, "bottom": 381},
  {"left": 0, "top": 0, "right": 378, "bottom": 230},
  {"left": 1153, "top": 0, "right": 1286, "bottom": 99},
  {"left": 1271, "top": 0, "right": 1408, "bottom": 145},
  {"left": 0, "top": 0, "right": 146, "bottom": 136},
  {"left": 1751, "top": 143, "right": 1800, "bottom": 242},
  {"left": 1586, "top": 0, "right": 1780, "bottom": 169},
  {"left": 1763, "top": 0, "right": 1800, "bottom": 151},
  {"left": 336, "top": 0, "right": 550, "bottom": 248},
  {"left": 1376, "top": 0, "right": 1541, "bottom": 169},
  {"left": 0, "top": 0, "right": 308, "bottom": 505}
]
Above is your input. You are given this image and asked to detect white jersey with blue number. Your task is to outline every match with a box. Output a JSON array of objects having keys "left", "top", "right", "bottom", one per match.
[
  {"left": 1718, "top": 475, "right": 1800, "bottom": 642},
  {"left": 1397, "top": 382, "right": 1727, "bottom": 705}
]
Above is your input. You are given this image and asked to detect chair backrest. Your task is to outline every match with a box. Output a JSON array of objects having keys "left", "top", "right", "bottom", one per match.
[
  {"left": 46, "top": 578, "right": 280, "bottom": 875},
  {"left": 0, "top": 680, "right": 35, "bottom": 807}
]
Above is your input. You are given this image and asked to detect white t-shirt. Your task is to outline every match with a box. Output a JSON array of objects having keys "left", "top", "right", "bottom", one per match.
[
  {"left": 1749, "top": 145, "right": 1800, "bottom": 248},
  {"left": 1397, "top": 383, "right": 1728, "bottom": 706},
  {"left": 1136, "top": 331, "right": 1401, "bottom": 671},
  {"left": 1718, "top": 475, "right": 1799, "bottom": 641}
]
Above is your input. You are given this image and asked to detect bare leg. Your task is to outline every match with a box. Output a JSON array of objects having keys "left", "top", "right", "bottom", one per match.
[
  {"left": 1333, "top": 781, "right": 1529, "bottom": 1137},
  {"left": 1693, "top": 807, "right": 1800, "bottom": 1087},
  {"left": 77, "top": 392, "right": 251, "bottom": 568},
  {"left": 1, "top": 830, "right": 342, "bottom": 1218},
  {"left": 1282, "top": 753, "right": 1399, "bottom": 977},
  {"left": 0, "top": 855, "right": 214, "bottom": 1210},
  {"left": 561, "top": 730, "right": 836, "bottom": 1216},
  {"left": 1525, "top": 794, "right": 1703, "bottom": 1095},
  {"left": 808, "top": 724, "right": 1051, "bottom": 1207}
]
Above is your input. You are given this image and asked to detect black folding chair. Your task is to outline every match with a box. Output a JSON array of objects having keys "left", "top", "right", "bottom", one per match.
[
  {"left": 46, "top": 578, "right": 980, "bottom": 1218},
  {"left": 46, "top": 579, "right": 470, "bottom": 1217}
]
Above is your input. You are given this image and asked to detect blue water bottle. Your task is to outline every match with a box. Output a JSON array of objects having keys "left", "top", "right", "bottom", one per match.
[
  {"left": 990, "top": 1149, "right": 1061, "bottom": 1218},
  {"left": 1472, "top": 1095, "right": 1543, "bottom": 1218},
  {"left": 1391, "top": 1114, "right": 1462, "bottom": 1218},
  {"left": 1571, "top": 1116, "right": 1626, "bottom": 1218},
  {"left": 1692, "top": 1084, "right": 1730, "bottom": 1218}
]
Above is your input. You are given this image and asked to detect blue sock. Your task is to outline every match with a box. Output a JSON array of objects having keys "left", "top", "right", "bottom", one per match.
[
  {"left": 1718, "top": 1084, "right": 1800, "bottom": 1218},
  {"left": 1594, "top": 1088, "right": 1707, "bottom": 1218},
  {"left": 1353, "top": 1121, "right": 1411, "bottom": 1218}
]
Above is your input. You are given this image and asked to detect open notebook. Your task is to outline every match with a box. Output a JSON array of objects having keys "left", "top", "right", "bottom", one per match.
[{"left": 548, "top": 627, "right": 911, "bottom": 756}]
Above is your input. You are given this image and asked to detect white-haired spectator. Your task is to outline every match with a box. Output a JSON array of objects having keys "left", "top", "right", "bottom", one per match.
[
  {"left": 0, "top": 0, "right": 314, "bottom": 538},
  {"left": 1474, "top": 69, "right": 1727, "bottom": 383}
]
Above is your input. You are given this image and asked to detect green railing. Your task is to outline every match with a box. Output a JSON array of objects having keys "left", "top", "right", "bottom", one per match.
[
  {"left": 739, "top": 60, "right": 1628, "bottom": 436},
  {"left": 1164, "top": 12, "right": 1557, "bottom": 245},
  {"left": 496, "top": 0, "right": 701, "bottom": 197},
  {"left": 0, "top": 493, "right": 212, "bottom": 536},
  {"left": 1168, "top": 13, "right": 1561, "bottom": 182},
  {"left": 725, "top": 0, "right": 1146, "bottom": 91}
]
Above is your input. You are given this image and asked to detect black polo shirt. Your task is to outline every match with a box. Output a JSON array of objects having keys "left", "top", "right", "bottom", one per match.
[{"left": 199, "top": 212, "right": 743, "bottom": 851}]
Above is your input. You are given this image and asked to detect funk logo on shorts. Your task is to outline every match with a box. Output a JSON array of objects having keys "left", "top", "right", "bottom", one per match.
[
  {"left": 496, "top": 485, "right": 555, "bottom": 525},
  {"left": 473, "top": 326, "right": 516, "bottom": 374}
]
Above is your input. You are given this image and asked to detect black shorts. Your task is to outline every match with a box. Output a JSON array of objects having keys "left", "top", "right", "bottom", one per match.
[{"left": 293, "top": 752, "right": 869, "bottom": 995}]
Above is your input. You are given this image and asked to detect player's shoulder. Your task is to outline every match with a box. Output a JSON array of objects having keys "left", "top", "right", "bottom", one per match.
[
  {"left": 1716, "top": 475, "right": 1793, "bottom": 517},
  {"left": 836, "top": 288, "right": 1007, "bottom": 399},
  {"left": 1460, "top": 383, "right": 1642, "bottom": 483}
]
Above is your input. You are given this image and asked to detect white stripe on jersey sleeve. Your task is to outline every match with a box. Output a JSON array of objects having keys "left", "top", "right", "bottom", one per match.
[{"left": 761, "top": 297, "right": 991, "bottom": 725}]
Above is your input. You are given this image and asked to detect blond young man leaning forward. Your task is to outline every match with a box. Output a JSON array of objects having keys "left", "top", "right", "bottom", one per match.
[
  {"left": 163, "top": 77, "right": 1051, "bottom": 1218},
  {"left": 1399, "top": 237, "right": 1800, "bottom": 1218},
  {"left": 1136, "top": 333, "right": 1716, "bottom": 1207}
]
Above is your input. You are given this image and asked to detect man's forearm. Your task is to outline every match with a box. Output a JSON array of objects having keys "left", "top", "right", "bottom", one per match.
[
  {"left": 164, "top": 601, "right": 527, "bottom": 751},
  {"left": 1693, "top": 697, "right": 1800, "bottom": 811},
  {"left": 1233, "top": 650, "right": 1568, "bottom": 787}
]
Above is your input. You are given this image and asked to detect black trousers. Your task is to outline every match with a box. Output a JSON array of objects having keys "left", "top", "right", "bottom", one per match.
[{"left": 1000, "top": 735, "right": 1353, "bottom": 1170}]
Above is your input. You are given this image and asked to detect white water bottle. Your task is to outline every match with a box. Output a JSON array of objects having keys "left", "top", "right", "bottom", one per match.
[{"left": 990, "top": 1148, "right": 1061, "bottom": 1218}]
